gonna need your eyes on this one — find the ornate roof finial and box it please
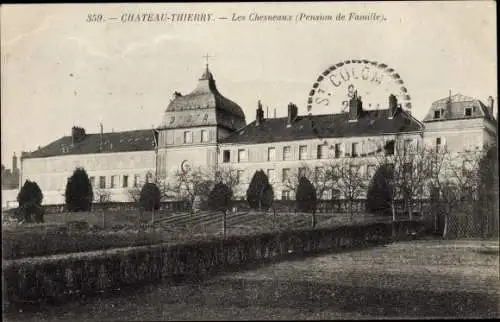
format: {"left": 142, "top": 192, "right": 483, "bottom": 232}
{"left": 200, "top": 53, "right": 214, "bottom": 80}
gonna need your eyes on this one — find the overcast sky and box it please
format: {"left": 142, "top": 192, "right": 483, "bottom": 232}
{"left": 1, "top": 2, "right": 497, "bottom": 167}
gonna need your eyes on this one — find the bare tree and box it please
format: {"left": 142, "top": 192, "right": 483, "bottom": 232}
{"left": 170, "top": 166, "right": 213, "bottom": 213}
{"left": 337, "top": 158, "right": 368, "bottom": 218}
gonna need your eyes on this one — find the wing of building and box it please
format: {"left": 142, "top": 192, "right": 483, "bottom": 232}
{"left": 19, "top": 65, "right": 497, "bottom": 205}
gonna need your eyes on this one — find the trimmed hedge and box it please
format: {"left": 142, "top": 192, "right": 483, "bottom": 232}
{"left": 2, "top": 220, "right": 428, "bottom": 309}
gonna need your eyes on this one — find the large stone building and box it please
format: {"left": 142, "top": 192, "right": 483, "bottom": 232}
{"left": 17, "top": 65, "right": 497, "bottom": 206}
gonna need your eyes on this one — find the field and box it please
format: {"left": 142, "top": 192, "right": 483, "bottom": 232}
{"left": 5, "top": 239, "right": 498, "bottom": 320}
{"left": 2, "top": 210, "right": 393, "bottom": 259}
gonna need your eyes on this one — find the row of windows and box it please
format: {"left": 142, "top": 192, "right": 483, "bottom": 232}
{"left": 222, "top": 141, "right": 400, "bottom": 164}
{"left": 234, "top": 165, "right": 381, "bottom": 185}
{"left": 433, "top": 106, "right": 476, "bottom": 119}
{"left": 88, "top": 174, "right": 143, "bottom": 189}
{"left": 183, "top": 130, "right": 210, "bottom": 144}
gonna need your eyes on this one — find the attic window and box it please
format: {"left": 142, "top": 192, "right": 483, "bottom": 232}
{"left": 465, "top": 107, "right": 472, "bottom": 117}
{"left": 434, "top": 110, "right": 441, "bottom": 119}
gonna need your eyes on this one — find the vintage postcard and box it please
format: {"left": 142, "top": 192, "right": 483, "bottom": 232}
{"left": 2, "top": 2, "right": 498, "bottom": 320}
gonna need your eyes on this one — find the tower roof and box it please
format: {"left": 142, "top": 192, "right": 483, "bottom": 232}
{"left": 165, "top": 66, "right": 245, "bottom": 119}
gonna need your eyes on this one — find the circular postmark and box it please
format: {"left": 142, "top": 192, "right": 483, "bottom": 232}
{"left": 307, "top": 59, "right": 412, "bottom": 115}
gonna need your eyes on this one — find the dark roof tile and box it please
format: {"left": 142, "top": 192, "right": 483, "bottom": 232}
{"left": 221, "top": 109, "right": 423, "bottom": 145}
{"left": 22, "top": 129, "right": 156, "bottom": 159}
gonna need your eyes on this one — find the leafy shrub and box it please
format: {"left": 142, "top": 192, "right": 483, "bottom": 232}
{"left": 366, "top": 163, "right": 394, "bottom": 215}
{"left": 65, "top": 167, "right": 93, "bottom": 212}
{"left": 295, "top": 176, "right": 317, "bottom": 213}
{"left": 261, "top": 183, "right": 274, "bottom": 211}
{"left": 209, "top": 182, "right": 233, "bottom": 213}
{"left": 246, "top": 170, "right": 270, "bottom": 210}
{"left": 139, "top": 182, "right": 161, "bottom": 211}
{"left": 17, "top": 180, "right": 44, "bottom": 223}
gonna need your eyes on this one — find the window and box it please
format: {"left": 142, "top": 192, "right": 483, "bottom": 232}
{"left": 404, "top": 139, "right": 413, "bottom": 152}
{"left": 434, "top": 110, "right": 441, "bottom": 119}
{"left": 134, "top": 174, "right": 140, "bottom": 188}
{"left": 299, "top": 145, "right": 308, "bottom": 160}
{"left": 351, "top": 142, "right": 359, "bottom": 157}
{"left": 298, "top": 167, "right": 307, "bottom": 178}
{"left": 238, "top": 149, "right": 247, "bottom": 163}
{"left": 283, "top": 146, "right": 292, "bottom": 161}
{"left": 201, "top": 130, "right": 209, "bottom": 142}
{"left": 110, "top": 175, "right": 116, "bottom": 188}
{"left": 282, "top": 168, "right": 290, "bottom": 182}
{"left": 334, "top": 143, "right": 342, "bottom": 158}
{"left": 223, "top": 150, "right": 230, "bottom": 163}
{"left": 385, "top": 140, "right": 395, "bottom": 156}
{"left": 317, "top": 144, "right": 327, "bottom": 159}
{"left": 267, "top": 147, "right": 276, "bottom": 161}
{"left": 314, "top": 166, "right": 324, "bottom": 180}
{"left": 122, "top": 175, "right": 129, "bottom": 188}
{"left": 267, "top": 169, "right": 275, "bottom": 182}
{"left": 237, "top": 170, "right": 244, "bottom": 184}
{"left": 183, "top": 131, "right": 192, "bottom": 144}
{"left": 90, "top": 176, "right": 95, "bottom": 187}
{"left": 367, "top": 165, "right": 376, "bottom": 178}
{"left": 281, "top": 190, "right": 290, "bottom": 201}
{"left": 99, "top": 176, "right": 106, "bottom": 189}
{"left": 436, "top": 137, "right": 442, "bottom": 152}
{"left": 465, "top": 107, "right": 472, "bottom": 117}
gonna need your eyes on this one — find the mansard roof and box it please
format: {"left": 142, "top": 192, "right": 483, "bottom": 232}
{"left": 422, "top": 93, "right": 494, "bottom": 122}
{"left": 164, "top": 66, "right": 246, "bottom": 128}
{"left": 221, "top": 108, "right": 423, "bottom": 145}
{"left": 21, "top": 129, "right": 157, "bottom": 159}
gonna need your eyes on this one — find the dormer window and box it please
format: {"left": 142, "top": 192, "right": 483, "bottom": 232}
{"left": 434, "top": 110, "right": 441, "bottom": 119}
{"left": 465, "top": 107, "right": 472, "bottom": 117}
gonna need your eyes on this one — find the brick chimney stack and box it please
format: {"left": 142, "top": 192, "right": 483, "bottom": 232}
{"left": 12, "top": 153, "right": 18, "bottom": 172}
{"left": 287, "top": 103, "right": 298, "bottom": 127}
{"left": 255, "top": 100, "right": 264, "bottom": 126}
{"left": 487, "top": 96, "right": 494, "bottom": 118}
{"left": 348, "top": 91, "right": 363, "bottom": 122}
{"left": 388, "top": 94, "right": 398, "bottom": 119}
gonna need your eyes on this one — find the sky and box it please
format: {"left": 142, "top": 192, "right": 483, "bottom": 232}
{"left": 1, "top": 2, "right": 497, "bottom": 167}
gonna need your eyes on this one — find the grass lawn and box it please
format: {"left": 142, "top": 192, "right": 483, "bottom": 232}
{"left": 5, "top": 239, "right": 498, "bottom": 321}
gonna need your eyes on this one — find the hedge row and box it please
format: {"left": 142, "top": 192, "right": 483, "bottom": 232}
{"left": 2, "top": 226, "right": 163, "bottom": 260}
{"left": 2, "top": 220, "right": 428, "bottom": 309}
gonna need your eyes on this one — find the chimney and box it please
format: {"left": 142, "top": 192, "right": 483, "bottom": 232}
{"left": 255, "top": 100, "right": 264, "bottom": 126}
{"left": 287, "top": 103, "right": 298, "bottom": 127}
{"left": 12, "top": 153, "right": 17, "bottom": 171}
{"left": 71, "top": 126, "right": 86, "bottom": 145}
{"left": 487, "top": 96, "right": 494, "bottom": 117}
{"left": 99, "top": 123, "right": 103, "bottom": 152}
{"left": 388, "top": 94, "right": 398, "bottom": 118}
{"left": 274, "top": 108, "right": 276, "bottom": 118}
{"left": 348, "top": 91, "right": 363, "bottom": 122}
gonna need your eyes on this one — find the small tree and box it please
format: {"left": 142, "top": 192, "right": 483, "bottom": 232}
{"left": 295, "top": 176, "right": 317, "bottom": 228}
{"left": 65, "top": 167, "right": 93, "bottom": 212}
{"left": 246, "top": 170, "right": 270, "bottom": 210}
{"left": 17, "top": 180, "right": 44, "bottom": 222}
{"left": 139, "top": 182, "right": 161, "bottom": 212}
{"left": 261, "top": 183, "right": 274, "bottom": 211}
{"left": 208, "top": 182, "right": 233, "bottom": 238}
{"left": 366, "top": 163, "right": 394, "bottom": 216}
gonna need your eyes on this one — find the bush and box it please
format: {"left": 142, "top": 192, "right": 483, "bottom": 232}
{"left": 17, "top": 180, "right": 44, "bottom": 223}
{"left": 295, "top": 176, "right": 317, "bottom": 213}
{"left": 65, "top": 167, "right": 93, "bottom": 212}
{"left": 139, "top": 182, "right": 161, "bottom": 211}
{"left": 261, "top": 183, "right": 274, "bottom": 211}
{"left": 209, "top": 182, "right": 233, "bottom": 213}
{"left": 366, "top": 163, "right": 394, "bottom": 215}
{"left": 246, "top": 170, "right": 270, "bottom": 210}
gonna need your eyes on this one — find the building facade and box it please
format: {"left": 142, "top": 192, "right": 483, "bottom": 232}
{"left": 18, "top": 66, "right": 497, "bottom": 206}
